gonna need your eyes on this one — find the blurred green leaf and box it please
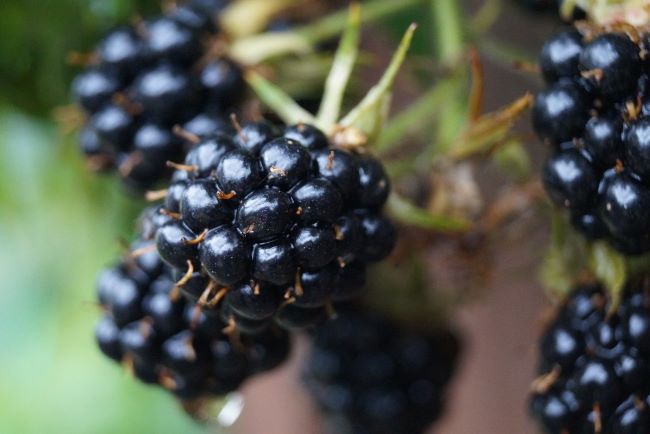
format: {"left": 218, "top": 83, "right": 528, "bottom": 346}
{"left": 376, "top": 72, "right": 461, "bottom": 154}
{"left": 446, "top": 93, "right": 533, "bottom": 160}
{"left": 0, "top": 110, "right": 202, "bottom": 434}
{"left": 492, "top": 139, "right": 532, "bottom": 182}
{"left": 589, "top": 241, "right": 627, "bottom": 312}
{"left": 0, "top": 0, "right": 155, "bottom": 115}
{"left": 386, "top": 193, "right": 470, "bottom": 233}
{"left": 539, "top": 211, "right": 588, "bottom": 299}
{"left": 430, "top": 0, "right": 464, "bottom": 63}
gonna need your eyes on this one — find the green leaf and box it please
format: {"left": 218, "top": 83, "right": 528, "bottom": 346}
{"left": 446, "top": 93, "right": 533, "bottom": 160}
{"left": 469, "top": 0, "right": 503, "bottom": 34}
{"left": 386, "top": 193, "right": 470, "bottom": 233}
{"left": 245, "top": 71, "right": 318, "bottom": 126}
{"left": 317, "top": 4, "right": 361, "bottom": 130}
{"left": 492, "top": 138, "right": 532, "bottom": 182}
{"left": 340, "top": 23, "right": 417, "bottom": 144}
{"left": 589, "top": 241, "right": 627, "bottom": 312}
{"left": 539, "top": 211, "right": 588, "bottom": 299}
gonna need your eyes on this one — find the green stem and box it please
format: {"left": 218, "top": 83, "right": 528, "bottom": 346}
{"left": 297, "top": 0, "right": 424, "bottom": 44}
{"left": 430, "top": 0, "right": 464, "bottom": 63}
{"left": 387, "top": 193, "right": 470, "bottom": 233}
{"left": 427, "top": 72, "right": 467, "bottom": 160}
{"left": 230, "top": 0, "right": 424, "bottom": 66}
{"left": 317, "top": 4, "right": 361, "bottom": 130}
{"left": 245, "top": 72, "right": 318, "bottom": 126}
{"left": 340, "top": 23, "right": 417, "bottom": 142}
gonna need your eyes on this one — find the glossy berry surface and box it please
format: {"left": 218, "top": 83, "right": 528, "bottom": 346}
{"left": 303, "top": 308, "right": 461, "bottom": 434}
{"left": 534, "top": 30, "right": 650, "bottom": 255}
{"left": 71, "top": 1, "right": 245, "bottom": 190}
{"left": 530, "top": 283, "right": 650, "bottom": 434}
{"left": 532, "top": 80, "right": 590, "bottom": 145}
{"left": 154, "top": 123, "right": 396, "bottom": 330}
{"left": 94, "top": 234, "right": 291, "bottom": 404}
{"left": 540, "top": 30, "right": 583, "bottom": 84}
{"left": 579, "top": 34, "right": 641, "bottom": 101}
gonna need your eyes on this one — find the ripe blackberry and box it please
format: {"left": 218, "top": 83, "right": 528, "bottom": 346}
{"left": 534, "top": 29, "right": 650, "bottom": 254}
{"left": 71, "top": 0, "right": 245, "bottom": 190}
{"left": 303, "top": 308, "right": 461, "bottom": 434}
{"left": 154, "top": 122, "right": 396, "bottom": 331}
{"left": 95, "top": 237, "right": 291, "bottom": 408}
{"left": 530, "top": 282, "right": 650, "bottom": 433}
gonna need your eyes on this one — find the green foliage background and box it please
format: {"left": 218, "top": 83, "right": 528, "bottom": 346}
{"left": 0, "top": 1, "right": 205, "bottom": 433}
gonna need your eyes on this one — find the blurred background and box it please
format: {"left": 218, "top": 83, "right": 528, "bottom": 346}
{"left": 0, "top": 0, "right": 565, "bottom": 433}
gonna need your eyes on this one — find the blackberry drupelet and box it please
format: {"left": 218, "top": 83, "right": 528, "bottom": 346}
{"left": 302, "top": 308, "right": 461, "bottom": 434}
{"left": 95, "top": 234, "right": 291, "bottom": 407}
{"left": 154, "top": 122, "right": 396, "bottom": 331}
{"left": 534, "top": 29, "right": 650, "bottom": 254}
{"left": 530, "top": 283, "right": 650, "bottom": 433}
{"left": 71, "top": 0, "right": 245, "bottom": 190}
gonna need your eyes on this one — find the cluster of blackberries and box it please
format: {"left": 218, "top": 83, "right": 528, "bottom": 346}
{"left": 533, "top": 29, "right": 650, "bottom": 254}
{"left": 95, "top": 225, "right": 290, "bottom": 403}
{"left": 302, "top": 308, "right": 460, "bottom": 434}
{"left": 154, "top": 122, "right": 396, "bottom": 332}
{"left": 71, "top": 0, "right": 245, "bottom": 190}
{"left": 530, "top": 283, "right": 650, "bottom": 433}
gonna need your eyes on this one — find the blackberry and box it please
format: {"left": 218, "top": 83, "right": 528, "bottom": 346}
{"left": 534, "top": 29, "right": 650, "bottom": 254}
{"left": 303, "top": 308, "right": 460, "bottom": 434}
{"left": 154, "top": 123, "right": 396, "bottom": 331}
{"left": 539, "top": 30, "right": 584, "bottom": 84}
{"left": 530, "top": 283, "right": 650, "bottom": 433}
{"left": 71, "top": 0, "right": 245, "bottom": 190}
{"left": 95, "top": 236, "right": 291, "bottom": 409}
